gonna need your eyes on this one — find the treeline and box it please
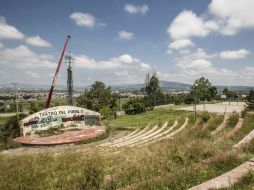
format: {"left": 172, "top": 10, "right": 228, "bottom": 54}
{"left": 76, "top": 74, "right": 254, "bottom": 116}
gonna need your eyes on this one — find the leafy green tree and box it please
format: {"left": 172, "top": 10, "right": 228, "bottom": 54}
{"left": 0, "top": 113, "right": 27, "bottom": 150}
{"left": 77, "top": 81, "right": 117, "bottom": 113}
{"left": 29, "top": 102, "right": 40, "bottom": 114}
{"left": 190, "top": 77, "right": 217, "bottom": 101}
{"left": 246, "top": 90, "right": 254, "bottom": 110}
{"left": 223, "top": 87, "right": 235, "bottom": 99}
{"left": 122, "top": 97, "right": 146, "bottom": 115}
{"left": 144, "top": 72, "right": 161, "bottom": 110}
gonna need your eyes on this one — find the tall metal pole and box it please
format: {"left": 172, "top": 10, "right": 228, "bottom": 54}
{"left": 118, "top": 93, "right": 121, "bottom": 111}
{"left": 194, "top": 83, "right": 198, "bottom": 120}
{"left": 11, "top": 83, "right": 19, "bottom": 120}
{"left": 65, "top": 51, "right": 74, "bottom": 105}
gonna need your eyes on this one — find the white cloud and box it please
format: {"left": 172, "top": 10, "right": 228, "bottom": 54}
{"left": 75, "top": 53, "right": 151, "bottom": 72}
{"left": 118, "top": 31, "right": 135, "bottom": 40}
{"left": 115, "top": 70, "right": 128, "bottom": 76}
{"left": 75, "top": 55, "right": 122, "bottom": 70}
{"left": 219, "top": 49, "right": 250, "bottom": 59}
{"left": 139, "top": 62, "right": 151, "bottom": 71}
{"left": 124, "top": 4, "right": 149, "bottom": 15}
{"left": 168, "top": 39, "right": 194, "bottom": 50}
{"left": 178, "top": 59, "right": 212, "bottom": 69}
{"left": 209, "top": 0, "right": 254, "bottom": 35}
{"left": 0, "top": 42, "right": 3, "bottom": 48}
{"left": 163, "top": 48, "right": 237, "bottom": 84}
{"left": 118, "top": 54, "right": 134, "bottom": 63}
{"left": 73, "top": 53, "right": 151, "bottom": 84}
{"left": 25, "top": 35, "right": 51, "bottom": 47}
{"left": 70, "top": 12, "right": 96, "bottom": 28}
{"left": 0, "top": 16, "right": 24, "bottom": 40}
{"left": 179, "top": 49, "right": 191, "bottom": 55}
{"left": 0, "top": 45, "right": 56, "bottom": 69}
{"left": 167, "top": 10, "right": 219, "bottom": 40}
{"left": 26, "top": 70, "right": 40, "bottom": 79}
{"left": 239, "top": 67, "right": 254, "bottom": 81}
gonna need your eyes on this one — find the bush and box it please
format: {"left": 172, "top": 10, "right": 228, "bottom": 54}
{"left": 199, "top": 111, "right": 211, "bottom": 124}
{"left": 99, "top": 106, "right": 114, "bottom": 118}
{"left": 241, "top": 108, "right": 249, "bottom": 118}
{"left": 122, "top": 97, "right": 146, "bottom": 115}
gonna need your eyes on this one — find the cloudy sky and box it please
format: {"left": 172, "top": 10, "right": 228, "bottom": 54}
{"left": 0, "top": 0, "right": 254, "bottom": 86}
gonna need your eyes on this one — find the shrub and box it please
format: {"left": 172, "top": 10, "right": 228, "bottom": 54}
{"left": 99, "top": 106, "right": 113, "bottom": 118}
{"left": 241, "top": 108, "right": 249, "bottom": 118}
{"left": 199, "top": 111, "right": 211, "bottom": 125}
{"left": 122, "top": 97, "right": 146, "bottom": 115}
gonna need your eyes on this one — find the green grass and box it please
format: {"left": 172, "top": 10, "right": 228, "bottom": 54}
{"left": 229, "top": 113, "right": 254, "bottom": 144}
{"left": 0, "top": 107, "right": 254, "bottom": 189}
{"left": 102, "top": 105, "right": 190, "bottom": 129}
{"left": 218, "top": 113, "right": 239, "bottom": 137}
{"left": 206, "top": 114, "right": 224, "bottom": 131}
{"left": 0, "top": 116, "right": 9, "bottom": 125}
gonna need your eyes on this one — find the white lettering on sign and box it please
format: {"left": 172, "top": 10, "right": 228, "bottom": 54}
{"left": 20, "top": 106, "right": 101, "bottom": 136}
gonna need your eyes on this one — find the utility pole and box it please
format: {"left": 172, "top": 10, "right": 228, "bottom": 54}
{"left": 65, "top": 51, "right": 74, "bottom": 106}
{"left": 118, "top": 92, "right": 121, "bottom": 111}
{"left": 194, "top": 83, "right": 198, "bottom": 120}
{"left": 11, "top": 83, "right": 19, "bottom": 120}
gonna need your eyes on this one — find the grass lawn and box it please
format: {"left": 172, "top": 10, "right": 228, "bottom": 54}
{"left": 0, "top": 106, "right": 254, "bottom": 189}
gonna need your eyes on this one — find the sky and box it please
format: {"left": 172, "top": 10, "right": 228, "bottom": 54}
{"left": 0, "top": 0, "right": 254, "bottom": 86}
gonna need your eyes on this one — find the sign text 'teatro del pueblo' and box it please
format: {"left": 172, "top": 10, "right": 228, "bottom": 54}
{"left": 20, "top": 106, "right": 101, "bottom": 136}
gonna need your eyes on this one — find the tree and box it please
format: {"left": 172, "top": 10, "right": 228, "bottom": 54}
{"left": 76, "top": 81, "right": 117, "bottom": 113}
{"left": 144, "top": 72, "right": 161, "bottom": 110}
{"left": 246, "top": 90, "right": 254, "bottom": 110}
{"left": 223, "top": 87, "right": 235, "bottom": 99}
{"left": 29, "top": 102, "right": 40, "bottom": 114}
{"left": 122, "top": 97, "right": 146, "bottom": 115}
{"left": 0, "top": 113, "right": 27, "bottom": 150}
{"left": 190, "top": 77, "right": 217, "bottom": 101}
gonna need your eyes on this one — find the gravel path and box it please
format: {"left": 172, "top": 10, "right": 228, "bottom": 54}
{"left": 0, "top": 130, "right": 129, "bottom": 156}
{"left": 177, "top": 102, "right": 245, "bottom": 113}
{"left": 188, "top": 158, "right": 254, "bottom": 190}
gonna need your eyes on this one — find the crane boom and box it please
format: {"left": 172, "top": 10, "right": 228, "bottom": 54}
{"left": 45, "top": 35, "right": 71, "bottom": 108}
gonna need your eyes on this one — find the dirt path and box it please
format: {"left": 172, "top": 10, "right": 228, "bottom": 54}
{"left": 188, "top": 158, "right": 254, "bottom": 190}
{"left": 0, "top": 130, "right": 129, "bottom": 156}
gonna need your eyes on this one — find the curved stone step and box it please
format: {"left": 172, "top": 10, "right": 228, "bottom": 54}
{"left": 111, "top": 124, "right": 159, "bottom": 148}
{"left": 225, "top": 118, "right": 244, "bottom": 139}
{"left": 130, "top": 120, "right": 178, "bottom": 147}
{"left": 98, "top": 128, "right": 140, "bottom": 147}
{"left": 188, "top": 158, "right": 254, "bottom": 190}
{"left": 138, "top": 117, "right": 188, "bottom": 147}
{"left": 211, "top": 114, "right": 229, "bottom": 135}
{"left": 234, "top": 127, "right": 254, "bottom": 149}
{"left": 125, "top": 121, "right": 169, "bottom": 147}
{"left": 98, "top": 124, "right": 150, "bottom": 147}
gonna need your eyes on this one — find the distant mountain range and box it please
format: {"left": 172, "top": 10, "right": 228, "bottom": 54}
{"left": 111, "top": 80, "right": 191, "bottom": 90}
{"left": 0, "top": 81, "right": 253, "bottom": 92}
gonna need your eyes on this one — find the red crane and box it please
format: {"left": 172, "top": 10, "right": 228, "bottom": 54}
{"left": 45, "top": 35, "right": 71, "bottom": 109}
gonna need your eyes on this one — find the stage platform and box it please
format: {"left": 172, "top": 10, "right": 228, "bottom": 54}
{"left": 14, "top": 126, "right": 106, "bottom": 145}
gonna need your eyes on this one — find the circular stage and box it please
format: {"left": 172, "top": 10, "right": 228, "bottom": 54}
{"left": 14, "top": 126, "right": 106, "bottom": 145}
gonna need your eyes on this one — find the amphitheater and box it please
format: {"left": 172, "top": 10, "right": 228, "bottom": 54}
{"left": 1, "top": 102, "right": 254, "bottom": 189}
